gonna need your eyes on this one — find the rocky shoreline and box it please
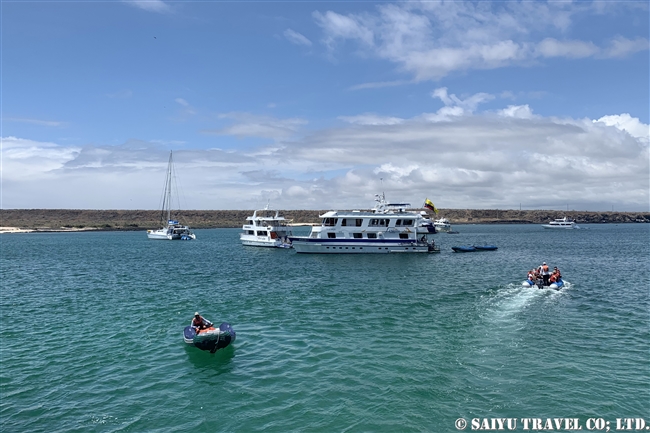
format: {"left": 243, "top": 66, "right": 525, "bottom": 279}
{"left": 1, "top": 209, "right": 648, "bottom": 233}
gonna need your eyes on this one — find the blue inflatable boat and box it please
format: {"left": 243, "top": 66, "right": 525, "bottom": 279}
{"left": 522, "top": 278, "right": 564, "bottom": 290}
{"left": 184, "top": 322, "right": 236, "bottom": 353}
{"left": 473, "top": 245, "right": 498, "bottom": 251}
{"left": 452, "top": 245, "right": 476, "bottom": 252}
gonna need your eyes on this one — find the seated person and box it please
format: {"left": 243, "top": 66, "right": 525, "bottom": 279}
{"left": 191, "top": 312, "right": 212, "bottom": 333}
{"left": 527, "top": 271, "right": 535, "bottom": 282}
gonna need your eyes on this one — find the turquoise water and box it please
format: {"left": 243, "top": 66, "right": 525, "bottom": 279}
{"left": 1, "top": 224, "right": 648, "bottom": 432}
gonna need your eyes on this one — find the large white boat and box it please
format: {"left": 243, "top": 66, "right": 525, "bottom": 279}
{"left": 240, "top": 205, "right": 293, "bottom": 248}
{"left": 288, "top": 193, "right": 439, "bottom": 254}
{"left": 541, "top": 217, "right": 580, "bottom": 229}
{"left": 147, "top": 151, "right": 196, "bottom": 240}
{"left": 433, "top": 217, "right": 452, "bottom": 232}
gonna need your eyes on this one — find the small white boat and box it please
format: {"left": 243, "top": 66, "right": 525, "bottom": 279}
{"left": 147, "top": 220, "right": 196, "bottom": 240}
{"left": 542, "top": 217, "right": 579, "bottom": 229}
{"left": 147, "top": 151, "right": 196, "bottom": 240}
{"left": 288, "top": 193, "right": 439, "bottom": 254}
{"left": 433, "top": 217, "right": 452, "bottom": 232}
{"left": 240, "top": 204, "right": 293, "bottom": 248}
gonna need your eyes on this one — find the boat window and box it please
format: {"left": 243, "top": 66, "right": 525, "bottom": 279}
{"left": 327, "top": 232, "right": 336, "bottom": 238}
{"left": 248, "top": 230, "right": 255, "bottom": 235}
{"left": 353, "top": 233, "right": 362, "bottom": 238}
{"left": 341, "top": 219, "right": 347, "bottom": 226}
{"left": 323, "top": 218, "right": 338, "bottom": 227}
{"left": 369, "top": 219, "right": 388, "bottom": 227}
{"left": 355, "top": 219, "right": 363, "bottom": 227}
{"left": 396, "top": 219, "right": 402, "bottom": 226}
{"left": 367, "top": 233, "right": 377, "bottom": 239}
{"left": 403, "top": 219, "right": 413, "bottom": 226}
{"left": 399, "top": 233, "right": 409, "bottom": 239}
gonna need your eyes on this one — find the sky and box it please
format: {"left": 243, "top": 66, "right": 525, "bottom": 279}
{"left": 1, "top": 0, "right": 649, "bottom": 212}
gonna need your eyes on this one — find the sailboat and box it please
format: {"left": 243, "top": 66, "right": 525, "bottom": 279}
{"left": 146, "top": 151, "right": 196, "bottom": 240}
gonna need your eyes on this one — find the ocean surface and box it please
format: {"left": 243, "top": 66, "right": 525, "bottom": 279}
{"left": 1, "top": 224, "right": 648, "bottom": 432}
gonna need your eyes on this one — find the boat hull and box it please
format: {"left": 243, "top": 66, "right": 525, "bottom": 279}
{"left": 522, "top": 279, "right": 564, "bottom": 290}
{"left": 147, "top": 230, "right": 172, "bottom": 240}
{"left": 541, "top": 225, "right": 579, "bottom": 229}
{"left": 184, "top": 322, "right": 236, "bottom": 353}
{"left": 473, "top": 245, "right": 498, "bottom": 251}
{"left": 147, "top": 225, "right": 195, "bottom": 240}
{"left": 290, "top": 238, "right": 436, "bottom": 254}
{"left": 452, "top": 246, "right": 476, "bottom": 252}
{"left": 240, "top": 237, "right": 291, "bottom": 248}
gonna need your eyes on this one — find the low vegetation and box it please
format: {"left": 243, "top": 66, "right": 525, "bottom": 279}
{"left": 1, "top": 208, "right": 648, "bottom": 231}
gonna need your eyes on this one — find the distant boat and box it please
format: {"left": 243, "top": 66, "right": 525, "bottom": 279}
{"left": 146, "top": 151, "right": 196, "bottom": 240}
{"left": 542, "top": 217, "right": 579, "bottom": 229}
{"left": 240, "top": 203, "right": 293, "bottom": 248}
{"left": 433, "top": 217, "right": 452, "bottom": 232}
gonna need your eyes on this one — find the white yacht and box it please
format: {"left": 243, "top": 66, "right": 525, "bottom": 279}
{"left": 288, "top": 193, "right": 439, "bottom": 254}
{"left": 542, "top": 217, "right": 580, "bottom": 229}
{"left": 240, "top": 206, "right": 293, "bottom": 248}
{"left": 147, "top": 151, "right": 196, "bottom": 240}
{"left": 433, "top": 217, "right": 452, "bottom": 232}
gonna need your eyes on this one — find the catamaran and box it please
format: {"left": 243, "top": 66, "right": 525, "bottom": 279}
{"left": 146, "top": 151, "right": 196, "bottom": 240}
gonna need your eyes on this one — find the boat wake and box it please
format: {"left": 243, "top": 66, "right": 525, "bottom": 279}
{"left": 480, "top": 281, "right": 571, "bottom": 325}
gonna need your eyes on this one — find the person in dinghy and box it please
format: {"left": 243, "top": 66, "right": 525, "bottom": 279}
{"left": 523, "top": 264, "right": 564, "bottom": 289}
{"left": 191, "top": 312, "right": 213, "bottom": 333}
{"left": 184, "top": 312, "right": 236, "bottom": 353}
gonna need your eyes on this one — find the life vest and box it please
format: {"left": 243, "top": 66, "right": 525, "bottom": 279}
{"left": 550, "top": 274, "right": 557, "bottom": 283}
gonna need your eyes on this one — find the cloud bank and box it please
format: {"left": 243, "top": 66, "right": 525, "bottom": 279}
{"left": 3, "top": 93, "right": 648, "bottom": 211}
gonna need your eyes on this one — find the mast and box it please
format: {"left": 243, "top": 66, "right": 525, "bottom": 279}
{"left": 166, "top": 151, "right": 173, "bottom": 222}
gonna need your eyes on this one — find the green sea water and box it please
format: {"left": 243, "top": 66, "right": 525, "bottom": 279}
{"left": 1, "top": 224, "right": 648, "bottom": 432}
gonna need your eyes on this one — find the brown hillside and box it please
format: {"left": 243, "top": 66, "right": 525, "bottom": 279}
{"left": 1, "top": 209, "right": 648, "bottom": 231}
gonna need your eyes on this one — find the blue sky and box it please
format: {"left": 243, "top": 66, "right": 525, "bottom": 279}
{"left": 2, "top": 0, "right": 648, "bottom": 211}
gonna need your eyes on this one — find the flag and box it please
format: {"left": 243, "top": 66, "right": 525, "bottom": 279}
{"left": 424, "top": 198, "right": 438, "bottom": 214}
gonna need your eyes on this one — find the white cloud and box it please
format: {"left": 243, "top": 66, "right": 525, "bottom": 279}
{"left": 172, "top": 98, "right": 196, "bottom": 117}
{"left": 313, "top": 10, "right": 374, "bottom": 51}
{"left": 311, "top": 2, "right": 648, "bottom": 80}
{"left": 418, "top": 88, "right": 496, "bottom": 122}
{"left": 123, "top": 0, "right": 171, "bottom": 13}
{"left": 202, "top": 113, "right": 308, "bottom": 140}
{"left": 3, "top": 101, "right": 646, "bottom": 211}
{"left": 338, "top": 113, "right": 404, "bottom": 125}
{"left": 284, "top": 29, "right": 312, "bottom": 47}
{"left": 348, "top": 80, "right": 409, "bottom": 90}
{"left": 536, "top": 38, "right": 599, "bottom": 59}
{"left": 602, "top": 36, "right": 649, "bottom": 58}
{"left": 4, "top": 117, "right": 65, "bottom": 127}
{"left": 498, "top": 105, "right": 534, "bottom": 119}
{"left": 594, "top": 114, "right": 649, "bottom": 143}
